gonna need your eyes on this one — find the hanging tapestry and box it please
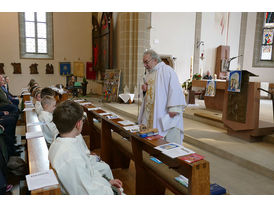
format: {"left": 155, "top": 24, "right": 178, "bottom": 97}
{"left": 99, "top": 12, "right": 113, "bottom": 80}
{"left": 102, "top": 69, "right": 120, "bottom": 102}
{"left": 46, "top": 64, "right": 54, "bottom": 74}
{"left": 60, "top": 62, "right": 71, "bottom": 76}
{"left": 86, "top": 62, "right": 96, "bottom": 80}
{"left": 92, "top": 16, "right": 100, "bottom": 73}
{"left": 205, "top": 80, "right": 216, "bottom": 97}
{"left": 228, "top": 71, "right": 242, "bottom": 93}
{"left": 0, "top": 63, "right": 5, "bottom": 74}
{"left": 73, "top": 61, "right": 85, "bottom": 77}
{"left": 11, "top": 63, "right": 21, "bottom": 74}
{"left": 30, "top": 63, "right": 39, "bottom": 74}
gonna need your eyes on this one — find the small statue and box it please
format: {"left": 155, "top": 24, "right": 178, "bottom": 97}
{"left": 46, "top": 63, "right": 54, "bottom": 74}
{"left": 11, "top": 63, "right": 22, "bottom": 74}
{"left": 203, "top": 70, "right": 212, "bottom": 80}
{"left": 0, "top": 63, "right": 5, "bottom": 74}
{"left": 30, "top": 63, "right": 39, "bottom": 74}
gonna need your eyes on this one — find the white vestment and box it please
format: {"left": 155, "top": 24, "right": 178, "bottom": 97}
{"left": 138, "top": 62, "right": 186, "bottom": 144}
{"left": 38, "top": 111, "right": 59, "bottom": 144}
{"left": 49, "top": 137, "right": 114, "bottom": 195}
{"left": 35, "top": 101, "right": 43, "bottom": 115}
{"left": 76, "top": 134, "right": 114, "bottom": 179}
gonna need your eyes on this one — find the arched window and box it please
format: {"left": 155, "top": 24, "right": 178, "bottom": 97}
{"left": 253, "top": 12, "right": 274, "bottom": 67}
{"left": 19, "top": 12, "right": 53, "bottom": 59}
{"left": 260, "top": 12, "right": 274, "bottom": 61}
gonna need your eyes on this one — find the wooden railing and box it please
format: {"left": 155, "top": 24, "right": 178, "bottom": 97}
{"left": 24, "top": 95, "right": 61, "bottom": 195}
{"left": 82, "top": 102, "right": 210, "bottom": 195}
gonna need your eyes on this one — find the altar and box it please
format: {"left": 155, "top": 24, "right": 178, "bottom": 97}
{"left": 192, "top": 79, "right": 226, "bottom": 111}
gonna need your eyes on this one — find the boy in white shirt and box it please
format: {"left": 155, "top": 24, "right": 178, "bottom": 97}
{"left": 38, "top": 95, "right": 59, "bottom": 146}
{"left": 33, "top": 88, "right": 43, "bottom": 115}
{"left": 48, "top": 100, "right": 123, "bottom": 195}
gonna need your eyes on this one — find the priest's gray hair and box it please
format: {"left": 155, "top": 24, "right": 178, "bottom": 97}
{"left": 144, "top": 49, "right": 162, "bottom": 63}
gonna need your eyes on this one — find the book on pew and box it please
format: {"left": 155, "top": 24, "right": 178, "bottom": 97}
{"left": 179, "top": 153, "right": 204, "bottom": 164}
{"left": 210, "top": 183, "right": 226, "bottom": 195}
{"left": 150, "top": 156, "right": 162, "bottom": 164}
{"left": 174, "top": 175, "right": 189, "bottom": 188}
{"left": 145, "top": 135, "right": 163, "bottom": 141}
{"left": 26, "top": 169, "right": 59, "bottom": 191}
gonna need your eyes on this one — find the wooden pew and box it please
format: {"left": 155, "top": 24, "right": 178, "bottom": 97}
{"left": 25, "top": 105, "right": 61, "bottom": 195}
{"left": 82, "top": 102, "right": 210, "bottom": 195}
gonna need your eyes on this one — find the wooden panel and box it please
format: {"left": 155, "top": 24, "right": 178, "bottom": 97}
{"left": 223, "top": 82, "right": 260, "bottom": 131}
{"left": 24, "top": 105, "right": 61, "bottom": 195}
{"left": 192, "top": 80, "right": 226, "bottom": 111}
{"left": 215, "top": 45, "right": 230, "bottom": 78}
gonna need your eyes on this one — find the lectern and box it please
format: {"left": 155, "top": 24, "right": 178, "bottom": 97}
{"left": 222, "top": 70, "right": 274, "bottom": 141}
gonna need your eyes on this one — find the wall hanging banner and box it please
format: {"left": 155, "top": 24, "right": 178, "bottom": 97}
{"left": 73, "top": 61, "right": 85, "bottom": 77}
{"left": 86, "top": 62, "right": 96, "bottom": 80}
{"left": 228, "top": 71, "right": 242, "bottom": 93}
{"left": 59, "top": 62, "right": 71, "bottom": 76}
{"left": 205, "top": 80, "right": 216, "bottom": 97}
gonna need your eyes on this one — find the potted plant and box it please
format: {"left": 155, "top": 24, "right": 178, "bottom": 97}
{"left": 182, "top": 73, "right": 202, "bottom": 104}
{"left": 82, "top": 77, "right": 88, "bottom": 96}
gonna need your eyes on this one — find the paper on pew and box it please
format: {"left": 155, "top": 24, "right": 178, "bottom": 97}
{"left": 79, "top": 102, "right": 92, "bottom": 106}
{"left": 162, "top": 147, "right": 195, "bottom": 159}
{"left": 23, "top": 107, "right": 35, "bottom": 111}
{"left": 155, "top": 143, "right": 195, "bottom": 159}
{"left": 88, "top": 107, "right": 101, "bottom": 111}
{"left": 26, "top": 169, "right": 59, "bottom": 191}
{"left": 74, "top": 99, "right": 85, "bottom": 103}
{"left": 99, "top": 112, "right": 111, "bottom": 116}
{"left": 24, "top": 100, "right": 33, "bottom": 104}
{"left": 106, "top": 115, "right": 120, "bottom": 120}
{"left": 27, "top": 121, "right": 46, "bottom": 127}
{"left": 22, "top": 92, "right": 31, "bottom": 95}
{"left": 26, "top": 131, "right": 44, "bottom": 139}
{"left": 24, "top": 102, "right": 34, "bottom": 106}
{"left": 22, "top": 88, "right": 28, "bottom": 92}
{"left": 118, "top": 120, "right": 135, "bottom": 126}
{"left": 123, "top": 125, "right": 140, "bottom": 132}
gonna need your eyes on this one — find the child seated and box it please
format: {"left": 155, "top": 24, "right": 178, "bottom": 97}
{"left": 38, "top": 96, "right": 58, "bottom": 146}
{"left": 48, "top": 100, "right": 123, "bottom": 195}
{"left": 33, "top": 88, "right": 43, "bottom": 115}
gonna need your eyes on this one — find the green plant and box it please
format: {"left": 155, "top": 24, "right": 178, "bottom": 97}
{"left": 193, "top": 73, "right": 202, "bottom": 80}
{"left": 182, "top": 79, "right": 192, "bottom": 90}
{"left": 83, "top": 77, "right": 87, "bottom": 83}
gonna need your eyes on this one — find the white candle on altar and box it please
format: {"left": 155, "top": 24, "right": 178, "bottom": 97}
{"left": 190, "top": 56, "right": 193, "bottom": 80}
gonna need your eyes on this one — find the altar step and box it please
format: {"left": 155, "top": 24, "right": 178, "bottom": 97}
{"left": 184, "top": 118, "right": 274, "bottom": 181}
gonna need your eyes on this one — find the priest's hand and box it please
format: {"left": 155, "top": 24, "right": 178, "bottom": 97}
{"left": 109, "top": 179, "right": 123, "bottom": 188}
{"left": 142, "top": 83, "right": 148, "bottom": 92}
{"left": 168, "top": 112, "right": 178, "bottom": 118}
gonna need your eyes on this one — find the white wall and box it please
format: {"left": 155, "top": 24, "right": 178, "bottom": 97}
{"left": 200, "top": 12, "right": 241, "bottom": 76}
{"left": 243, "top": 13, "right": 274, "bottom": 83}
{"left": 227, "top": 12, "right": 242, "bottom": 70}
{"left": 0, "top": 12, "right": 92, "bottom": 95}
{"left": 150, "top": 12, "right": 196, "bottom": 83}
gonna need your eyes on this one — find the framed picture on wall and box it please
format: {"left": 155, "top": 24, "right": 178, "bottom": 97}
{"left": 59, "top": 62, "right": 71, "bottom": 76}
{"left": 228, "top": 71, "right": 242, "bottom": 92}
{"left": 73, "top": 61, "right": 85, "bottom": 77}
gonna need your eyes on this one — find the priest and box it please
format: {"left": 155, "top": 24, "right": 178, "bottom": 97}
{"left": 138, "top": 49, "right": 186, "bottom": 145}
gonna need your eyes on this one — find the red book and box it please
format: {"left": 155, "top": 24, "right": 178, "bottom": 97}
{"left": 179, "top": 153, "right": 204, "bottom": 164}
{"left": 146, "top": 135, "right": 163, "bottom": 141}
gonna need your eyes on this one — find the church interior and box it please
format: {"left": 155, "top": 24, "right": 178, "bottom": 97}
{"left": 0, "top": 10, "right": 274, "bottom": 200}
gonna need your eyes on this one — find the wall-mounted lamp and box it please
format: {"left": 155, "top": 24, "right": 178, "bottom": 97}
{"left": 196, "top": 40, "right": 204, "bottom": 48}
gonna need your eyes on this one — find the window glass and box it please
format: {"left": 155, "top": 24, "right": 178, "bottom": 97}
{"left": 37, "top": 12, "right": 46, "bottom": 22}
{"left": 25, "top": 12, "right": 35, "bottom": 21}
{"left": 26, "top": 38, "right": 36, "bottom": 53}
{"left": 37, "top": 23, "right": 47, "bottom": 38}
{"left": 25, "top": 22, "right": 35, "bottom": 37}
{"left": 38, "top": 39, "right": 47, "bottom": 53}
